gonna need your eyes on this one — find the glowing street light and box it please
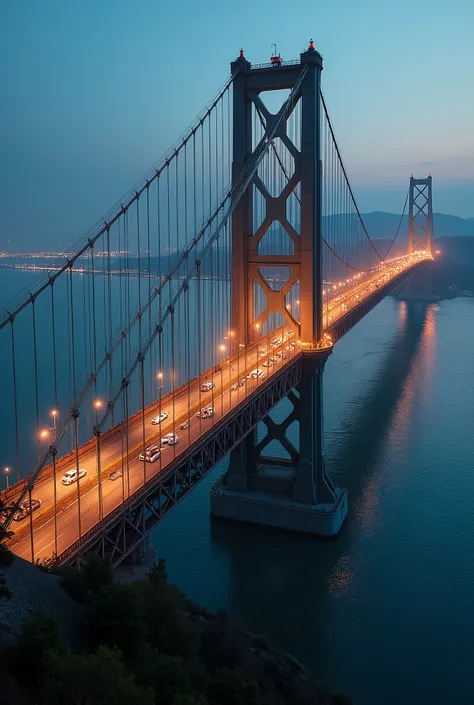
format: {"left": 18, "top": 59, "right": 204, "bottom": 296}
{"left": 94, "top": 399, "right": 103, "bottom": 410}
{"left": 39, "top": 429, "right": 49, "bottom": 440}
{"left": 51, "top": 409, "right": 58, "bottom": 432}
{"left": 4, "top": 466, "right": 10, "bottom": 490}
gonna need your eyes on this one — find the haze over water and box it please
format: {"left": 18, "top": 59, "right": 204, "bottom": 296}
{"left": 1, "top": 270, "right": 474, "bottom": 704}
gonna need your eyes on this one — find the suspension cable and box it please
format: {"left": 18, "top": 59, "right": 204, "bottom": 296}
{"left": 257, "top": 105, "right": 410, "bottom": 274}
{"left": 320, "top": 90, "right": 404, "bottom": 269}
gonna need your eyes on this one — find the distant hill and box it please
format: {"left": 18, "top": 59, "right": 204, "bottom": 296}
{"left": 361, "top": 211, "right": 474, "bottom": 240}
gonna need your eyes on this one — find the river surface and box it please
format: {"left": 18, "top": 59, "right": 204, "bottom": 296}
{"left": 2, "top": 269, "right": 474, "bottom": 705}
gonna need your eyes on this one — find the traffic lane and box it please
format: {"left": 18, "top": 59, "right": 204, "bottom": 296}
{"left": 14, "top": 345, "right": 291, "bottom": 560}
{"left": 11, "top": 338, "right": 295, "bottom": 560}
{"left": 8, "top": 339, "right": 261, "bottom": 521}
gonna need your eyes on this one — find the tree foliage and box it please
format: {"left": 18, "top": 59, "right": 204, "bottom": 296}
{"left": 2, "top": 554, "right": 347, "bottom": 705}
{"left": 59, "top": 555, "right": 113, "bottom": 603}
{"left": 146, "top": 556, "right": 168, "bottom": 586}
{"left": 207, "top": 667, "right": 261, "bottom": 705}
{"left": 139, "top": 580, "right": 200, "bottom": 662}
{"left": 87, "top": 581, "right": 146, "bottom": 664}
{"left": 39, "top": 646, "right": 154, "bottom": 705}
{"left": 7, "top": 609, "right": 61, "bottom": 692}
{"left": 150, "top": 653, "right": 194, "bottom": 705}
{"left": 0, "top": 498, "right": 15, "bottom": 567}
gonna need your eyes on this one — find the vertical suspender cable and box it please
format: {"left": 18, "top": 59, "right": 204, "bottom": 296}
{"left": 50, "top": 283, "right": 58, "bottom": 553}
{"left": 68, "top": 267, "right": 82, "bottom": 538}
{"left": 10, "top": 320, "right": 20, "bottom": 483}
{"left": 146, "top": 184, "right": 152, "bottom": 405}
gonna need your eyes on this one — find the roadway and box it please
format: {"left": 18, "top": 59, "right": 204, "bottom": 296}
{"left": 5, "top": 251, "right": 429, "bottom": 562}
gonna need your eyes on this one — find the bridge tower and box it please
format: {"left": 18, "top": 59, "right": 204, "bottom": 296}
{"left": 408, "top": 175, "right": 434, "bottom": 256}
{"left": 397, "top": 175, "right": 438, "bottom": 301}
{"left": 210, "top": 44, "right": 348, "bottom": 536}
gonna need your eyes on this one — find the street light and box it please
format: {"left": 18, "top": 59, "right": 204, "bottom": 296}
{"left": 219, "top": 345, "right": 226, "bottom": 410}
{"left": 255, "top": 323, "right": 261, "bottom": 378}
{"left": 4, "top": 467, "right": 10, "bottom": 490}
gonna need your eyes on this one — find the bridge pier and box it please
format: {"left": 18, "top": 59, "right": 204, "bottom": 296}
{"left": 210, "top": 350, "right": 347, "bottom": 536}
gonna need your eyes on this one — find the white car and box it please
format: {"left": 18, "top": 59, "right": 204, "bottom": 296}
{"left": 270, "top": 337, "right": 282, "bottom": 346}
{"left": 249, "top": 368, "right": 264, "bottom": 379}
{"left": 231, "top": 383, "right": 238, "bottom": 391}
{"left": 238, "top": 377, "right": 247, "bottom": 387}
{"left": 196, "top": 406, "right": 214, "bottom": 419}
{"left": 139, "top": 444, "right": 161, "bottom": 463}
{"left": 161, "top": 433, "right": 179, "bottom": 446}
{"left": 61, "top": 468, "right": 87, "bottom": 486}
{"left": 200, "top": 382, "right": 215, "bottom": 392}
{"left": 179, "top": 420, "right": 189, "bottom": 430}
{"left": 151, "top": 411, "right": 168, "bottom": 425}
{"left": 263, "top": 358, "right": 276, "bottom": 367}
{"left": 258, "top": 348, "right": 267, "bottom": 356}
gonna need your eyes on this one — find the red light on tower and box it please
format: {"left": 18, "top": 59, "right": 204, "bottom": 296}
{"left": 308, "top": 39, "right": 314, "bottom": 50}
{"left": 239, "top": 48, "right": 244, "bottom": 58}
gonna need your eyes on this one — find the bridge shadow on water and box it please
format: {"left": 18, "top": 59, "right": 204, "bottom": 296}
{"left": 209, "top": 300, "right": 433, "bottom": 678}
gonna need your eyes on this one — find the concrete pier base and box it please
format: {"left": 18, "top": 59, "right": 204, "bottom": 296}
{"left": 211, "top": 479, "right": 347, "bottom": 536}
{"left": 210, "top": 348, "right": 348, "bottom": 537}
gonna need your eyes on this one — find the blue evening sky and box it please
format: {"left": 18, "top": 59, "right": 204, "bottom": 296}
{"left": 0, "top": 0, "right": 473, "bottom": 251}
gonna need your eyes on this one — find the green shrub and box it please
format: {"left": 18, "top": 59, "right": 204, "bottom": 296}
{"left": 146, "top": 556, "right": 168, "bottom": 586}
{"left": 87, "top": 581, "right": 146, "bottom": 664}
{"left": 171, "top": 693, "right": 208, "bottom": 705}
{"left": 7, "top": 609, "right": 61, "bottom": 692}
{"left": 151, "top": 653, "right": 194, "bottom": 705}
{"left": 39, "top": 645, "right": 154, "bottom": 705}
{"left": 207, "top": 667, "right": 261, "bottom": 705}
{"left": 59, "top": 555, "right": 113, "bottom": 604}
{"left": 0, "top": 544, "right": 14, "bottom": 568}
{"left": 0, "top": 499, "right": 15, "bottom": 567}
{"left": 139, "top": 580, "right": 200, "bottom": 662}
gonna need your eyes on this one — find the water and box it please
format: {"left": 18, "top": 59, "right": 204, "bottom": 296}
{"left": 2, "top": 270, "right": 474, "bottom": 704}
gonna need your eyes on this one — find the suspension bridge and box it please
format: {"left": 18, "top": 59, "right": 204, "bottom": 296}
{"left": 0, "top": 42, "right": 434, "bottom": 567}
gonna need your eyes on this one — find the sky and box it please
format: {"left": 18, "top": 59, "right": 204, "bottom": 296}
{"left": 0, "top": 0, "right": 473, "bottom": 251}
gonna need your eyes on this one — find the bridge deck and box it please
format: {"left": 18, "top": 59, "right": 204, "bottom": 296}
{"left": 3, "top": 253, "right": 429, "bottom": 563}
